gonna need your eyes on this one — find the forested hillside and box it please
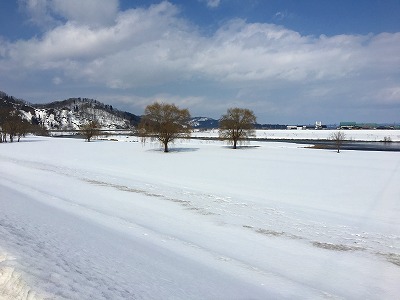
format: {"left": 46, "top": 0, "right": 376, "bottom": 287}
{"left": 0, "top": 92, "right": 140, "bottom": 131}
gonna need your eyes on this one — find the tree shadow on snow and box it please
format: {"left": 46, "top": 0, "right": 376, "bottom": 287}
{"left": 147, "top": 147, "right": 200, "bottom": 153}
{"left": 3, "top": 139, "right": 46, "bottom": 143}
{"left": 222, "top": 145, "right": 260, "bottom": 150}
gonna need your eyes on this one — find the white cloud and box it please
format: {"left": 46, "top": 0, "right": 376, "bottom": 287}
{"left": 18, "top": 0, "right": 119, "bottom": 27}
{"left": 52, "top": 76, "right": 62, "bottom": 85}
{"left": 3, "top": 2, "right": 400, "bottom": 122}
{"left": 18, "top": 0, "right": 57, "bottom": 28}
{"left": 274, "top": 11, "right": 288, "bottom": 21}
{"left": 52, "top": 0, "right": 119, "bottom": 26}
{"left": 206, "top": 0, "right": 221, "bottom": 8}
{"left": 373, "top": 86, "right": 400, "bottom": 105}
{"left": 199, "top": 0, "right": 221, "bottom": 9}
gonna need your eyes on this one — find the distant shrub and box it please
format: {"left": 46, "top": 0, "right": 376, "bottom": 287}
{"left": 330, "top": 131, "right": 346, "bottom": 153}
{"left": 383, "top": 136, "right": 392, "bottom": 143}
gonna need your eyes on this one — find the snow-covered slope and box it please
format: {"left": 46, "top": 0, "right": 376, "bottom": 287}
{"left": 189, "top": 117, "right": 219, "bottom": 129}
{"left": 1, "top": 93, "right": 139, "bottom": 130}
{"left": 32, "top": 98, "right": 142, "bottom": 130}
{"left": 0, "top": 136, "right": 399, "bottom": 299}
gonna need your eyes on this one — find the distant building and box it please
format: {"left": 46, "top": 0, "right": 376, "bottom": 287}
{"left": 287, "top": 125, "right": 307, "bottom": 130}
{"left": 340, "top": 122, "right": 379, "bottom": 130}
{"left": 339, "top": 122, "right": 356, "bottom": 129}
{"left": 286, "top": 123, "right": 326, "bottom": 130}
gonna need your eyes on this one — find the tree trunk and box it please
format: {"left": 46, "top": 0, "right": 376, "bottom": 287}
{"left": 233, "top": 139, "right": 237, "bottom": 149}
{"left": 164, "top": 141, "right": 169, "bottom": 152}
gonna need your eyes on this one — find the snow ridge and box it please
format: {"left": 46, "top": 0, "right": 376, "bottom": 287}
{"left": 0, "top": 253, "right": 43, "bottom": 300}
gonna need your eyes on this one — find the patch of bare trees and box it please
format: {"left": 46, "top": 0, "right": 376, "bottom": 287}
{"left": 0, "top": 109, "right": 31, "bottom": 143}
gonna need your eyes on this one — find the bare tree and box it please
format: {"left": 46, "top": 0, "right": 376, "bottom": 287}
{"left": 0, "top": 125, "right": 5, "bottom": 142}
{"left": 219, "top": 107, "right": 257, "bottom": 149}
{"left": 139, "top": 102, "right": 191, "bottom": 152}
{"left": 16, "top": 119, "right": 31, "bottom": 142}
{"left": 81, "top": 120, "right": 100, "bottom": 142}
{"left": 0, "top": 107, "right": 10, "bottom": 143}
{"left": 331, "top": 131, "right": 346, "bottom": 153}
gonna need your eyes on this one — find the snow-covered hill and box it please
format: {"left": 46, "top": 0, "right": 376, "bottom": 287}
{"left": 1, "top": 92, "right": 216, "bottom": 131}
{"left": 0, "top": 92, "right": 140, "bottom": 130}
{"left": 189, "top": 117, "right": 219, "bottom": 129}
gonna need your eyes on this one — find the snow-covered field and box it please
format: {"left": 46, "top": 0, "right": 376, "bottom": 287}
{"left": 193, "top": 129, "right": 400, "bottom": 142}
{"left": 1, "top": 136, "right": 399, "bottom": 299}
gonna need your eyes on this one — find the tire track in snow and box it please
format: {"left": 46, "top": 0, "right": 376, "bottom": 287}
{"left": 1, "top": 177, "right": 336, "bottom": 300}
{"left": 2, "top": 155, "right": 400, "bottom": 268}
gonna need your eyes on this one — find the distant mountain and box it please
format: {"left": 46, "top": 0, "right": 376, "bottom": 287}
{"left": 189, "top": 117, "right": 289, "bottom": 130}
{"left": 189, "top": 117, "right": 219, "bottom": 129}
{"left": 0, "top": 92, "right": 140, "bottom": 130}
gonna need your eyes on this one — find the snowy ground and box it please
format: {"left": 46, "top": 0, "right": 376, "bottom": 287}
{"left": 0, "top": 135, "right": 400, "bottom": 299}
{"left": 193, "top": 129, "right": 400, "bottom": 142}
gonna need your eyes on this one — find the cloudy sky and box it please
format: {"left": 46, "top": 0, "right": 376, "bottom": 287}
{"left": 1, "top": 0, "right": 399, "bottom": 124}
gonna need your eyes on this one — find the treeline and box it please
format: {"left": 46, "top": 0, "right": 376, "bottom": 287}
{"left": 0, "top": 100, "right": 48, "bottom": 143}
{"left": 1, "top": 109, "right": 29, "bottom": 142}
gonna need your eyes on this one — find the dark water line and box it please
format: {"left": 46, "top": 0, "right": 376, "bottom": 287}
{"left": 301, "top": 141, "right": 400, "bottom": 152}
{"left": 244, "top": 138, "right": 400, "bottom": 152}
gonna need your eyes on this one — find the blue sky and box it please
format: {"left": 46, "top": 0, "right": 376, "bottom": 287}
{"left": 1, "top": 0, "right": 399, "bottom": 124}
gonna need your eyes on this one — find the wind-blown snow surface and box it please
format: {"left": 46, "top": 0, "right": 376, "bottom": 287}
{"left": 0, "top": 136, "right": 399, "bottom": 299}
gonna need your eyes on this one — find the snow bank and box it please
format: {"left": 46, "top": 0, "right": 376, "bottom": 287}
{"left": 0, "top": 253, "right": 43, "bottom": 300}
